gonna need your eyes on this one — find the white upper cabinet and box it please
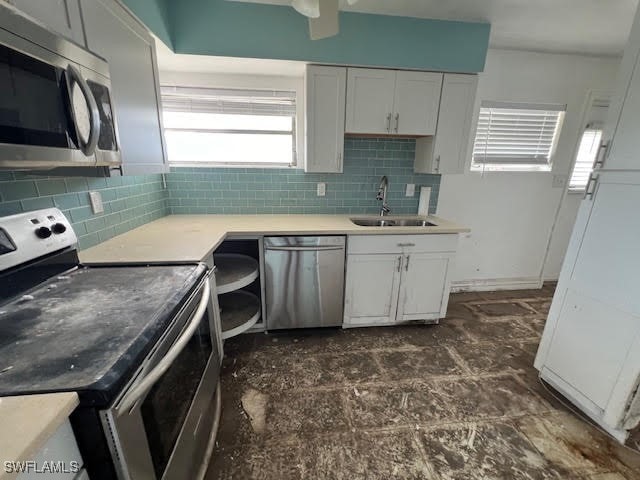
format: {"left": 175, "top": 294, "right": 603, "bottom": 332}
{"left": 305, "top": 65, "right": 346, "bottom": 173}
{"left": 392, "top": 71, "right": 442, "bottom": 136}
{"left": 6, "top": 0, "right": 85, "bottom": 45}
{"left": 80, "top": 0, "right": 168, "bottom": 175}
{"left": 346, "top": 68, "right": 444, "bottom": 136}
{"left": 415, "top": 73, "right": 478, "bottom": 174}
{"left": 345, "top": 68, "right": 396, "bottom": 135}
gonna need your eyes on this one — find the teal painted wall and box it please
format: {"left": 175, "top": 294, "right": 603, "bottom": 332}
{"left": 124, "top": 0, "right": 490, "bottom": 72}
{"left": 167, "top": 137, "right": 441, "bottom": 215}
{"left": 0, "top": 173, "right": 168, "bottom": 250}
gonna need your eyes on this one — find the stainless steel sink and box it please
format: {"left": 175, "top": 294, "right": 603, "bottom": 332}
{"left": 350, "top": 217, "right": 437, "bottom": 227}
{"left": 350, "top": 218, "right": 397, "bottom": 227}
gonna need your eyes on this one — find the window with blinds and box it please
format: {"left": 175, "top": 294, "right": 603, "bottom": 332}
{"left": 569, "top": 128, "right": 603, "bottom": 191}
{"left": 472, "top": 101, "right": 566, "bottom": 171}
{"left": 161, "top": 86, "right": 297, "bottom": 166}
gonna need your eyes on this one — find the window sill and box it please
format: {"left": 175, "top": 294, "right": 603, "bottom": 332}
{"left": 169, "top": 162, "right": 299, "bottom": 170}
{"left": 470, "top": 165, "right": 552, "bottom": 173}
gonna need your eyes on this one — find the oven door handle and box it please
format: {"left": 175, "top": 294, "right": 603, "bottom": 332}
{"left": 117, "top": 281, "right": 210, "bottom": 415}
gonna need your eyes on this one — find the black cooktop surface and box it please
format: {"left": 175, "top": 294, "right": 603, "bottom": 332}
{"left": 0, "top": 263, "right": 207, "bottom": 406}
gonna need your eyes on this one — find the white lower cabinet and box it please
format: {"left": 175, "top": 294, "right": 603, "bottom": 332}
{"left": 344, "top": 235, "right": 456, "bottom": 327}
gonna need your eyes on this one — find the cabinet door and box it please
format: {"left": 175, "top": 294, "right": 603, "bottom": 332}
{"left": 305, "top": 65, "right": 346, "bottom": 173}
{"left": 599, "top": 4, "right": 640, "bottom": 171}
{"left": 431, "top": 74, "right": 477, "bottom": 174}
{"left": 7, "top": 0, "right": 85, "bottom": 45}
{"left": 396, "top": 253, "right": 451, "bottom": 322}
{"left": 535, "top": 171, "right": 640, "bottom": 430}
{"left": 344, "top": 253, "right": 401, "bottom": 325}
{"left": 393, "top": 71, "right": 442, "bottom": 136}
{"left": 345, "top": 68, "right": 396, "bottom": 135}
{"left": 80, "top": 0, "right": 168, "bottom": 175}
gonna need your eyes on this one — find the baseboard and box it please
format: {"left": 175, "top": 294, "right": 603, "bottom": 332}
{"left": 451, "top": 277, "right": 543, "bottom": 292}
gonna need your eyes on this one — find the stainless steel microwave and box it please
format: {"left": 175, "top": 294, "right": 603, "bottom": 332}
{"left": 0, "top": 4, "right": 121, "bottom": 169}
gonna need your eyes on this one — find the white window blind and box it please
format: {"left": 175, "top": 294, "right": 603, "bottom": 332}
{"left": 161, "top": 86, "right": 297, "bottom": 166}
{"left": 472, "top": 101, "right": 565, "bottom": 168}
{"left": 569, "top": 128, "right": 603, "bottom": 191}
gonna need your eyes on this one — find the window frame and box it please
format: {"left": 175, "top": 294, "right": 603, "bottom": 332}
{"left": 159, "top": 72, "right": 305, "bottom": 169}
{"left": 470, "top": 101, "right": 566, "bottom": 173}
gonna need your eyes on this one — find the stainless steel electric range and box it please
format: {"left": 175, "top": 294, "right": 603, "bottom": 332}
{"left": 0, "top": 208, "right": 222, "bottom": 480}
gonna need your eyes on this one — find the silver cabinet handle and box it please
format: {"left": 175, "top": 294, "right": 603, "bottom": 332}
{"left": 593, "top": 141, "right": 609, "bottom": 170}
{"left": 396, "top": 255, "right": 402, "bottom": 272}
{"left": 386, "top": 113, "right": 392, "bottom": 133}
{"left": 117, "top": 281, "right": 210, "bottom": 414}
{"left": 337, "top": 151, "right": 342, "bottom": 169}
{"left": 394, "top": 113, "right": 399, "bottom": 133}
{"left": 435, "top": 155, "right": 441, "bottom": 173}
{"left": 584, "top": 172, "right": 598, "bottom": 200}
{"left": 66, "top": 64, "right": 100, "bottom": 156}
{"left": 405, "top": 254, "right": 410, "bottom": 271}
{"left": 265, "top": 245, "right": 344, "bottom": 251}
{"left": 397, "top": 242, "right": 415, "bottom": 247}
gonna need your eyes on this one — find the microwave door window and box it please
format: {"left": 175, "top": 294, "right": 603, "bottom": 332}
{"left": 87, "top": 80, "right": 117, "bottom": 151}
{"left": 0, "top": 44, "right": 74, "bottom": 148}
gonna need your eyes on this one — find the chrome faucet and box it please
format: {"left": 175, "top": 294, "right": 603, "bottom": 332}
{"left": 376, "top": 175, "right": 391, "bottom": 216}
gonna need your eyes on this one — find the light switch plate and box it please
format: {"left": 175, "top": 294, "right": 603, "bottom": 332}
{"left": 405, "top": 184, "right": 415, "bottom": 197}
{"left": 89, "top": 191, "right": 104, "bottom": 214}
{"left": 317, "top": 183, "right": 326, "bottom": 196}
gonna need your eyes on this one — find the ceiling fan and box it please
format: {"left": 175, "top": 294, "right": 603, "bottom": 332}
{"left": 291, "top": 0, "right": 359, "bottom": 40}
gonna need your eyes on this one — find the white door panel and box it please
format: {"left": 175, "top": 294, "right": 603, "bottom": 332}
{"left": 393, "top": 71, "right": 442, "bottom": 136}
{"left": 397, "top": 253, "right": 449, "bottom": 320}
{"left": 345, "top": 68, "right": 396, "bottom": 134}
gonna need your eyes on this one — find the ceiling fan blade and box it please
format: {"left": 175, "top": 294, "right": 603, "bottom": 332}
{"left": 309, "top": 0, "right": 339, "bottom": 40}
{"left": 292, "top": 0, "right": 320, "bottom": 18}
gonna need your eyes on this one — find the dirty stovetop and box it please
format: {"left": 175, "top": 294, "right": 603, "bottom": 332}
{"left": 0, "top": 263, "right": 207, "bottom": 407}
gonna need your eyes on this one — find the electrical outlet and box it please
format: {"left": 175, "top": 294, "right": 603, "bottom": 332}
{"left": 405, "top": 183, "right": 415, "bottom": 197}
{"left": 552, "top": 175, "right": 567, "bottom": 188}
{"left": 89, "top": 191, "right": 104, "bottom": 214}
{"left": 316, "top": 183, "right": 326, "bottom": 196}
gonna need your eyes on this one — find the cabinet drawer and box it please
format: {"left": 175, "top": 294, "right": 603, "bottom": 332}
{"left": 347, "top": 234, "right": 458, "bottom": 254}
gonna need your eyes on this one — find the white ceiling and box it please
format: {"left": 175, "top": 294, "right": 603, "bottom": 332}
{"left": 237, "top": 0, "right": 639, "bottom": 56}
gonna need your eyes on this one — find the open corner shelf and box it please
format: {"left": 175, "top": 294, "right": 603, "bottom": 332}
{"left": 214, "top": 253, "right": 260, "bottom": 295}
{"left": 219, "top": 290, "right": 261, "bottom": 340}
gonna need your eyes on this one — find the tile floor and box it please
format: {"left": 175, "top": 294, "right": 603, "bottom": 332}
{"left": 206, "top": 285, "right": 640, "bottom": 480}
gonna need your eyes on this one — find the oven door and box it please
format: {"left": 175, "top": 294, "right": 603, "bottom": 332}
{"left": 101, "top": 278, "right": 221, "bottom": 480}
{"left": 0, "top": 28, "right": 101, "bottom": 168}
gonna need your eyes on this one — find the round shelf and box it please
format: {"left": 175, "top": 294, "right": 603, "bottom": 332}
{"left": 214, "top": 254, "right": 260, "bottom": 295}
{"left": 219, "top": 290, "right": 261, "bottom": 339}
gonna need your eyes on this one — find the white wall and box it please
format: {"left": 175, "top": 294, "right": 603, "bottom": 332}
{"left": 437, "top": 49, "right": 619, "bottom": 290}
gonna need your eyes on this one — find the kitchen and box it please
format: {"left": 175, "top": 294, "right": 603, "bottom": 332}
{"left": 0, "top": 0, "right": 639, "bottom": 479}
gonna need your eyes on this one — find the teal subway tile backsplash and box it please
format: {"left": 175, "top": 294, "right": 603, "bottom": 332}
{"left": 0, "top": 173, "right": 168, "bottom": 250}
{"left": 167, "top": 137, "right": 441, "bottom": 215}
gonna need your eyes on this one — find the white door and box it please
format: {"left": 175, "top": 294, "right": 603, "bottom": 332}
{"left": 536, "top": 171, "right": 640, "bottom": 427}
{"left": 392, "top": 71, "right": 442, "bottom": 136}
{"left": 396, "top": 253, "right": 450, "bottom": 322}
{"left": 432, "top": 74, "right": 478, "bottom": 174}
{"left": 9, "top": 0, "right": 85, "bottom": 45}
{"left": 345, "top": 68, "right": 396, "bottom": 135}
{"left": 81, "top": 0, "right": 168, "bottom": 175}
{"left": 344, "top": 254, "right": 401, "bottom": 325}
{"left": 305, "top": 65, "right": 346, "bottom": 173}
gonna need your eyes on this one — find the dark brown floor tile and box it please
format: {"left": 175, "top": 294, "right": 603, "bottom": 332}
{"left": 475, "top": 301, "right": 535, "bottom": 316}
{"left": 434, "top": 375, "right": 551, "bottom": 420}
{"left": 444, "top": 301, "right": 480, "bottom": 319}
{"left": 449, "top": 291, "right": 488, "bottom": 303}
{"left": 345, "top": 381, "right": 447, "bottom": 428}
{"left": 316, "top": 351, "right": 383, "bottom": 384}
{"left": 462, "top": 318, "right": 538, "bottom": 342}
{"left": 518, "top": 316, "right": 548, "bottom": 335}
{"left": 525, "top": 299, "right": 552, "bottom": 315}
{"left": 394, "top": 320, "right": 474, "bottom": 347}
{"left": 266, "top": 389, "right": 350, "bottom": 435}
{"left": 376, "top": 347, "right": 463, "bottom": 380}
{"left": 519, "top": 340, "right": 541, "bottom": 357}
{"left": 418, "top": 423, "right": 574, "bottom": 480}
{"left": 450, "top": 342, "right": 535, "bottom": 375}
{"left": 481, "top": 288, "right": 549, "bottom": 301}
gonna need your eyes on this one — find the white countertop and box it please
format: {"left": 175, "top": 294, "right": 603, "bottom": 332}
{"left": 0, "top": 393, "right": 79, "bottom": 480}
{"left": 80, "top": 214, "right": 469, "bottom": 264}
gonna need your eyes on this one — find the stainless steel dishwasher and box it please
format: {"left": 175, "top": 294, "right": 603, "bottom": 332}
{"left": 264, "top": 236, "right": 346, "bottom": 329}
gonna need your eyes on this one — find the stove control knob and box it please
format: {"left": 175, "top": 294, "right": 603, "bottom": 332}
{"left": 52, "top": 223, "right": 67, "bottom": 234}
{"left": 35, "top": 226, "right": 52, "bottom": 239}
